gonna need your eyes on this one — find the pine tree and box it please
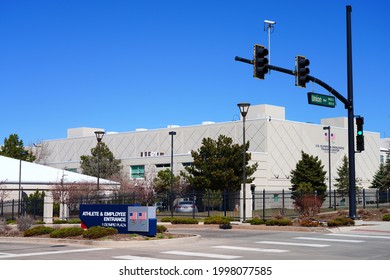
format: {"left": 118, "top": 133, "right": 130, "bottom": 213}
{"left": 0, "top": 134, "right": 35, "bottom": 162}
{"left": 370, "top": 163, "right": 386, "bottom": 190}
{"left": 290, "top": 151, "right": 327, "bottom": 202}
{"left": 182, "top": 135, "right": 258, "bottom": 192}
{"left": 334, "top": 154, "right": 363, "bottom": 197}
{"left": 80, "top": 142, "right": 122, "bottom": 179}
{"left": 383, "top": 157, "right": 390, "bottom": 190}
{"left": 334, "top": 155, "right": 349, "bottom": 197}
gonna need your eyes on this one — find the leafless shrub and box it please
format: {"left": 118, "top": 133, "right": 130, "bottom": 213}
{"left": 294, "top": 194, "right": 323, "bottom": 217}
{"left": 16, "top": 215, "right": 34, "bottom": 231}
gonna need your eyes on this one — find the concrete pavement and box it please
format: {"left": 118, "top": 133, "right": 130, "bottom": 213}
{"left": 327, "top": 220, "right": 390, "bottom": 234}
{"left": 1, "top": 221, "right": 390, "bottom": 248}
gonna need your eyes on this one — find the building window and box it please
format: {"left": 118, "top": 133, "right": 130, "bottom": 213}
{"left": 131, "top": 165, "right": 145, "bottom": 179}
{"left": 273, "top": 194, "right": 279, "bottom": 203}
{"left": 156, "top": 163, "right": 170, "bottom": 168}
{"left": 65, "top": 168, "right": 78, "bottom": 173}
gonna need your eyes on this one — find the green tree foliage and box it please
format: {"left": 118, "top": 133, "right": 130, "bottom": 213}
{"left": 24, "top": 190, "right": 45, "bottom": 216}
{"left": 153, "top": 169, "right": 180, "bottom": 194}
{"left": 80, "top": 142, "right": 122, "bottom": 179}
{"left": 0, "top": 134, "right": 35, "bottom": 162}
{"left": 383, "top": 156, "right": 390, "bottom": 190}
{"left": 370, "top": 163, "right": 386, "bottom": 190}
{"left": 334, "top": 154, "right": 362, "bottom": 197}
{"left": 290, "top": 151, "right": 327, "bottom": 202}
{"left": 182, "top": 135, "right": 258, "bottom": 192}
{"left": 334, "top": 155, "right": 349, "bottom": 197}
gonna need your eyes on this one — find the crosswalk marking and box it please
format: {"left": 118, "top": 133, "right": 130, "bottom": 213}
{"left": 113, "top": 255, "right": 160, "bottom": 260}
{"left": 327, "top": 233, "right": 390, "bottom": 239}
{"left": 294, "top": 237, "right": 364, "bottom": 243}
{"left": 162, "top": 250, "right": 241, "bottom": 259}
{"left": 256, "top": 241, "right": 330, "bottom": 248}
{"left": 213, "top": 245, "right": 289, "bottom": 253}
{"left": 0, "top": 247, "right": 110, "bottom": 259}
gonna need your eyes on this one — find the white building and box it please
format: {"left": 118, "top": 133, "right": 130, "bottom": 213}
{"left": 40, "top": 104, "right": 381, "bottom": 192}
{"left": 0, "top": 155, "right": 118, "bottom": 222}
{"left": 380, "top": 138, "right": 390, "bottom": 164}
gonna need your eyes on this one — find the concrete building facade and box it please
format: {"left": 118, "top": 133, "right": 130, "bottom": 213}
{"left": 40, "top": 104, "right": 381, "bottom": 192}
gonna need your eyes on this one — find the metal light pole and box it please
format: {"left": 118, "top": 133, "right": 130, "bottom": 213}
{"left": 18, "top": 157, "right": 22, "bottom": 216}
{"left": 18, "top": 151, "right": 27, "bottom": 216}
{"left": 237, "top": 102, "right": 250, "bottom": 222}
{"left": 169, "top": 131, "right": 176, "bottom": 217}
{"left": 94, "top": 131, "right": 105, "bottom": 203}
{"left": 323, "top": 126, "right": 332, "bottom": 208}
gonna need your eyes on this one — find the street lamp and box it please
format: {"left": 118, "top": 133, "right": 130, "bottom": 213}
{"left": 94, "top": 131, "right": 105, "bottom": 203}
{"left": 169, "top": 131, "right": 176, "bottom": 217}
{"left": 323, "top": 126, "right": 332, "bottom": 208}
{"left": 237, "top": 102, "right": 250, "bottom": 221}
{"left": 18, "top": 151, "right": 26, "bottom": 216}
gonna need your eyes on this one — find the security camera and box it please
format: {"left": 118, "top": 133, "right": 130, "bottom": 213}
{"left": 264, "top": 20, "right": 276, "bottom": 25}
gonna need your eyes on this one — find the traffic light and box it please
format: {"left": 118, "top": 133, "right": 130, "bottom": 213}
{"left": 356, "top": 116, "right": 364, "bottom": 152}
{"left": 253, "top": 44, "right": 269, "bottom": 79}
{"left": 295, "top": 55, "right": 310, "bottom": 88}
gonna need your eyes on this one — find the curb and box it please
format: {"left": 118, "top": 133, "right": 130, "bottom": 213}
{"left": 0, "top": 234, "right": 201, "bottom": 248}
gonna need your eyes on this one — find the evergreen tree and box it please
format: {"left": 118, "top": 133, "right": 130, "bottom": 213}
{"left": 153, "top": 168, "right": 180, "bottom": 194}
{"left": 370, "top": 163, "right": 386, "bottom": 190}
{"left": 290, "top": 151, "right": 327, "bottom": 202}
{"left": 383, "top": 157, "right": 390, "bottom": 190}
{"left": 0, "top": 134, "right": 35, "bottom": 162}
{"left": 334, "top": 154, "right": 363, "bottom": 197}
{"left": 80, "top": 142, "right": 122, "bottom": 179}
{"left": 182, "top": 135, "right": 258, "bottom": 192}
{"left": 334, "top": 155, "right": 349, "bottom": 197}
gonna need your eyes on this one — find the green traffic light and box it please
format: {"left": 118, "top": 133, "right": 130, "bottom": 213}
{"left": 357, "top": 131, "right": 363, "bottom": 136}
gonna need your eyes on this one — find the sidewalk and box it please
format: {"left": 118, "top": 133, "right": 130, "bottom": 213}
{"left": 328, "top": 220, "right": 390, "bottom": 234}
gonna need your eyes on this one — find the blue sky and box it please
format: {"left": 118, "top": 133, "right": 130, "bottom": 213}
{"left": 1, "top": 0, "right": 389, "bottom": 145}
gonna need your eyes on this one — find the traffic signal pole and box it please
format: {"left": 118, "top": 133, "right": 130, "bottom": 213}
{"left": 346, "top": 5, "right": 357, "bottom": 219}
{"left": 234, "top": 57, "right": 350, "bottom": 107}
{"left": 235, "top": 5, "right": 357, "bottom": 219}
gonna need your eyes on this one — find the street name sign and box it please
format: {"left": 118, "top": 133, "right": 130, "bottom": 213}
{"left": 307, "top": 92, "right": 336, "bottom": 108}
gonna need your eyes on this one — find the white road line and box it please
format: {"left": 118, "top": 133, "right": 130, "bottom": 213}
{"left": 294, "top": 237, "right": 364, "bottom": 243}
{"left": 0, "top": 247, "right": 110, "bottom": 259}
{"left": 213, "top": 245, "right": 289, "bottom": 253}
{"left": 113, "top": 255, "right": 160, "bottom": 260}
{"left": 256, "top": 241, "right": 330, "bottom": 248}
{"left": 162, "top": 250, "right": 241, "bottom": 259}
{"left": 327, "top": 233, "right": 390, "bottom": 239}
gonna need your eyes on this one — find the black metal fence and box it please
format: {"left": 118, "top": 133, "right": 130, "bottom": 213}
{"left": 63, "top": 188, "right": 390, "bottom": 220}
{"left": 0, "top": 198, "right": 44, "bottom": 220}
{"left": 1, "top": 188, "right": 389, "bottom": 221}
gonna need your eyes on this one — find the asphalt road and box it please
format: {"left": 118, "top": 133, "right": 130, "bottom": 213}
{"left": 1, "top": 222, "right": 390, "bottom": 260}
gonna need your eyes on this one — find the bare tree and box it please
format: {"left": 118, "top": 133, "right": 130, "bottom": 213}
{"left": 0, "top": 180, "right": 10, "bottom": 203}
{"left": 110, "top": 169, "right": 137, "bottom": 196}
{"left": 27, "top": 141, "right": 51, "bottom": 165}
{"left": 51, "top": 173, "right": 97, "bottom": 217}
{"left": 109, "top": 166, "right": 156, "bottom": 205}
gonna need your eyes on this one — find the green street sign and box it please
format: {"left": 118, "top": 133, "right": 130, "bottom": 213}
{"left": 307, "top": 92, "right": 336, "bottom": 108}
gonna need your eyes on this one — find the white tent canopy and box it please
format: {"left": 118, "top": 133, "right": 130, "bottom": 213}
{"left": 0, "top": 155, "right": 117, "bottom": 185}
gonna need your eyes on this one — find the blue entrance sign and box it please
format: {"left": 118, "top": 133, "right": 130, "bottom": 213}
{"left": 79, "top": 204, "right": 157, "bottom": 236}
